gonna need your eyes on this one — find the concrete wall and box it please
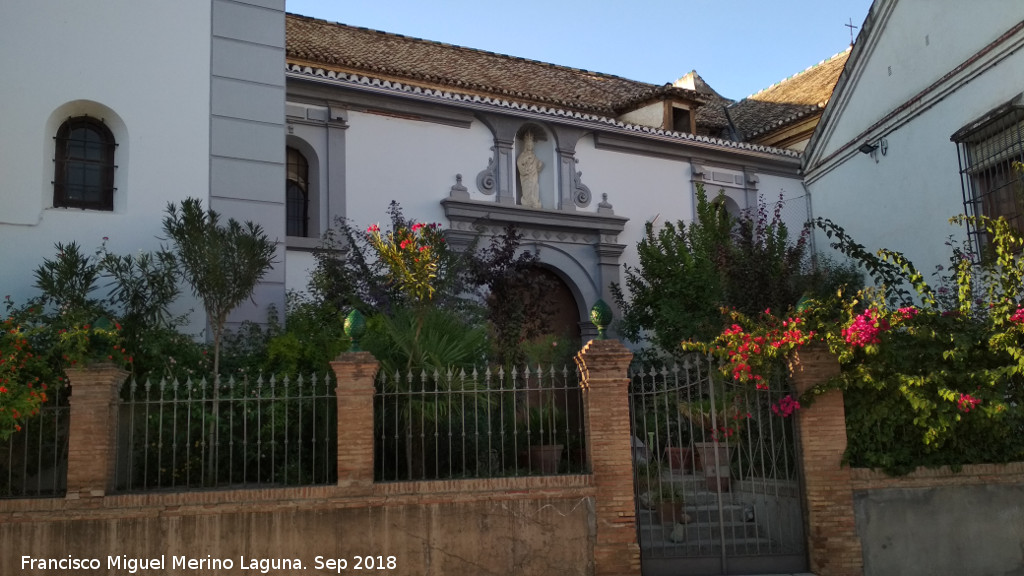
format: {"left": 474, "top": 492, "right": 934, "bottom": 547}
{"left": 852, "top": 463, "right": 1024, "bottom": 576}
{"left": 2, "top": 482, "right": 594, "bottom": 576}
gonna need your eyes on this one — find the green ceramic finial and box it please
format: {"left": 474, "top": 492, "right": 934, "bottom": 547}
{"left": 590, "top": 299, "right": 612, "bottom": 340}
{"left": 343, "top": 309, "right": 366, "bottom": 352}
{"left": 795, "top": 294, "right": 813, "bottom": 314}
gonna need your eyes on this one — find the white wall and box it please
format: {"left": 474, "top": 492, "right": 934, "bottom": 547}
{"left": 809, "top": 14, "right": 1024, "bottom": 277}
{"left": 815, "top": 0, "right": 1024, "bottom": 162}
{"left": 344, "top": 111, "right": 495, "bottom": 227}
{"left": 618, "top": 102, "right": 663, "bottom": 130}
{"left": 574, "top": 135, "right": 692, "bottom": 274}
{"left": 0, "top": 1, "right": 212, "bottom": 306}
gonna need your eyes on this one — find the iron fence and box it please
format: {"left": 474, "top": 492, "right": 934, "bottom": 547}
{"left": 630, "top": 356, "right": 806, "bottom": 574}
{"left": 0, "top": 379, "right": 69, "bottom": 498}
{"left": 115, "top": 373, "right": 337, "bottom": 491}
{"left": 375, "top": 365, "right": 586, "bottom": 482}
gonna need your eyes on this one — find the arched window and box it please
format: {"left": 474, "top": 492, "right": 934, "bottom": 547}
{"left": 54, "top": 117, "right": 116, "bottom": 210}
{"left": 286, "top": 146, "right": 309, "bottom": 237}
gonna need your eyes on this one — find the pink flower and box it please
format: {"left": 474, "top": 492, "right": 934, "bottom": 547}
{"left": 400, "top": 240, "right": 411, "bottom": 250}
{"left": 957, "top": 393, "right": 981, "bottom": 413}
{"left": 896, "top": 307, "right": 919, "bottom": 321}
{"left": 367, "top": 224, "right": 380, "bottom": 233}
{"left": 771, "top": 395, "right": 801, "bottom": 418}
{"left": 842, "top": 309, "right": 889, "bottom": 348}
{"left": 411, "top": 223, "right": 423, "bottom": 232}
{"left": 1010, "top": 308, "right": 1024, "bottom": 324}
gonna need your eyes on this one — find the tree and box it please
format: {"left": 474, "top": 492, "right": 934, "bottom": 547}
{"left": 613, "top": 183, "right": 813, "bottom": 355}
{"left": 162, "top": 198, "right": 277, "bottom": 379}
{"left": 162, "top": 198, "right": 276, "bottom": 482}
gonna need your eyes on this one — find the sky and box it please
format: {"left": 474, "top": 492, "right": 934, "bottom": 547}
{"left": 284, "top": 0, "right": 875, "bottom": 102}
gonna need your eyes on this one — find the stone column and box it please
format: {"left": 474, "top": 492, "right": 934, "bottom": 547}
{"left": 789, "top": 345, "right": 864, "bottom": 576}
{"left": 330, "top": 351, "right": 379, "bottom": 494}
{"left": 575, "top": 339, "right": 639, "bottom": 576}
{"left": 64, "top": 363, "right": 129, "bottom": 499}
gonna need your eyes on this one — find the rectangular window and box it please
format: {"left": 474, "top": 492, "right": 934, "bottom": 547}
{"left": 952, "top": 94, "right": 1024, "bottom": 251}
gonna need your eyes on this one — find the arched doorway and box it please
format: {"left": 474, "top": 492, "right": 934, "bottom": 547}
{"left": 528, "top": 266, "right": 580, "bottom": 340}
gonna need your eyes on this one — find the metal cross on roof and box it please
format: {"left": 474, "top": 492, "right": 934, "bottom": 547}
{"left": 845, "top": 18, "right": 859, "bottom": 45}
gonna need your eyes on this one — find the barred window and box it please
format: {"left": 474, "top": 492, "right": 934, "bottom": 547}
{"left": 54, "top": 117, "right": 116, "bottom": 210}
{"left": 953, "top": 94, "right": 1024, "bottom": 250}
{"left": 286, "top": 146, "right": 309, "bottom": 237}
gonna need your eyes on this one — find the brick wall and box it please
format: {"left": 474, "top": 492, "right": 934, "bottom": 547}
{"left": 576, "top": 339, "right": 640, "bottom": 576}
{"left": 789, "top": 345, "right": 864, "bottom": 576}
{"left": 2, "top": 478, "right": 595, "bottom": 576}
{"left": 3, "top": 341, "right": 649, "bottom": 576}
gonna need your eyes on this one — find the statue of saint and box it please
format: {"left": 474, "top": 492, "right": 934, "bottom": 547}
{"left": 517, "top": 132, "right": 543, "bottom": 209}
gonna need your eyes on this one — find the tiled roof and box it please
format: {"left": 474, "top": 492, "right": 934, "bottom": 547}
{"left": 674, "top": 71, "right": 736, "bottom": 137}
{"left": 728, "top": 49, "right": 851, "bottom": 139}
{"left": 286, "top": 64, "right": 803, "bottom": 159}
{"left": 286, "top": 14, "right": 707, "bottom": 118}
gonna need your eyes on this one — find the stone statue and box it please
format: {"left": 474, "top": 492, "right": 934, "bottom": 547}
{"left": 517, "top": 131, "right": 543, "bottom": 209}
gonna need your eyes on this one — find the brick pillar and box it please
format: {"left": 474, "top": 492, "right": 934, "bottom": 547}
{"left": 65, "top": 363, "right": 128, "bottom": 499}
{"left": 575, "top": 339, "right": 639, "bottom": 576}
{"left": 330, "top": 351, "right": 379, "bottom": 493}
{"left": 789, "top": 345, "right": 863, "bottom": 576}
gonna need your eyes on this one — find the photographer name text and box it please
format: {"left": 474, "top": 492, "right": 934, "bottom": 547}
{"left": 21, "top": 554, "right": 397, "bottom": 573}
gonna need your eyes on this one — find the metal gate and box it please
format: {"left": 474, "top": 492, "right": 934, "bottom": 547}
{"left": 629, "top": 356, "right": 807, "bottom": 576}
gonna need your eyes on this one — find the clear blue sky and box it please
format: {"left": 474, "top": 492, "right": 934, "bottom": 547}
{"left": 285, "top": 0, "right": 875, "bottom": 101}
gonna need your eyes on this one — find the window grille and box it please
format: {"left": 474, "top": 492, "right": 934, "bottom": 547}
{"left": 53, "top": 117, "right": 116, "bottom": 210}
{"left": 953, "top": 94, "right": 1024, "bottom": 253}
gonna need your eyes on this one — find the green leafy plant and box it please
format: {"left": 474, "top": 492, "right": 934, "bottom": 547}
{"left": 0, "top": 307, "right": 51, "bottom": 439}
{"left": 690, "top": 209, "right": 1024, "bottom": 474}
{"left": 162, "top": 198, "right": 277, "bottom": 382}
{"left": 526, "top": 397, "right": 566, "bottom": 446}
{"left": 162, "top": 197, "right": 277, "bottom": 483}
{"left": 614, "top": 184, "right": 812, "bottom": 355}
{"left": 56, "top": 319, "right": 131, "bottom": 368}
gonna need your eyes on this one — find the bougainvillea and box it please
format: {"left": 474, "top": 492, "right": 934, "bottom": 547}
{"left": 0, "top": 311, "right": 49, "bottom": 439}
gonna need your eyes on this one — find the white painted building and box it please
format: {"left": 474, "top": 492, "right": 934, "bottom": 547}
{"left": 0, "top": 3, "right": 810, "bottom": 339}
{"left": 0, "top": 0, "right": 287, "bottom": 328}
{"left": 803, "top": 0, "right": 1024, "bottom": 276}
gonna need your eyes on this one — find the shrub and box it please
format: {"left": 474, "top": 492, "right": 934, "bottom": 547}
{"left": 614, "top": 184, "right": 812, "bottom": 355}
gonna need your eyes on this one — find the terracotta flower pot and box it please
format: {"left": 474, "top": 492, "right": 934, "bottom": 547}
{"left": 663, "top": 446, "right": 698, "bottom": 473}
{"left": 693, "top": 441, "right": 732, "bottom": 492}
{"left": 526, "top": 444, "right": 564, "bottom": 474}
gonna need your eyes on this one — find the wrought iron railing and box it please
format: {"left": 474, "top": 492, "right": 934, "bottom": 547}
{"left": 0, "top": 379, "right": 69, "bottom": 498}
{"left": 374, "top": 365, "right": 587, "bottom": 482}
{"left": 629, "top": 356, "right": 805, "bottom": 567}
{"left": 115, "top": 373, "right": 337, "bottom": 491}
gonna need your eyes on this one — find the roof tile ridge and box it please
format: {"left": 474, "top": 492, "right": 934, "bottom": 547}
{"left": 286, "top": 12, "right": 658, "bottom": 88}
{"left": 732, "top": 46, "right": 853, "bottom": 104}
{"left": 285, "top": 64, "right": 802, "bottom": 159}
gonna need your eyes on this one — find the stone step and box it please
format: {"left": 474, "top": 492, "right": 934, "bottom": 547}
{"left": 641, "top": 536, "right": 779, "bottom": 556}
{"left": 683, "top": 503, "right": 755, "bottom": 524}
{"left": 661, "top": 520, "right": 763, "bottom": 541}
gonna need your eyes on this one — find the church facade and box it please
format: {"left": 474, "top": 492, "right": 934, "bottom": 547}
{"left": 1, "top": 2, "right": 809, "bottom": 337}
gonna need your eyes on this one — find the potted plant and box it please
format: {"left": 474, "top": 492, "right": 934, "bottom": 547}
{"left": 635, "top": 388, "right": 697, "bottom": 473}
{"left": 678, "top": 379, "right": 748, "bottom": 492}
{"left": 524, "top": 397, "right": 566, "bottom": 474}
{"left": 648, "top": 482, "right": 688, "bottom": 524}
